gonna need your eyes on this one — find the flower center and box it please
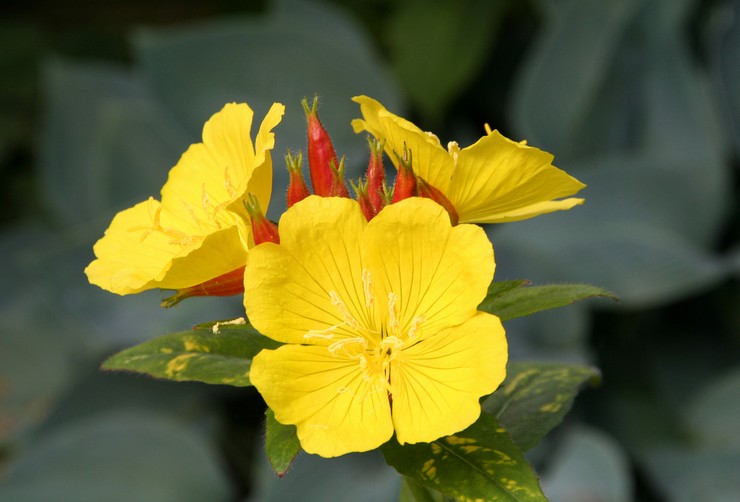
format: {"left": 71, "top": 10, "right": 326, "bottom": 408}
{"left": 312, "top": 270, "right": 426, "bottom": 398}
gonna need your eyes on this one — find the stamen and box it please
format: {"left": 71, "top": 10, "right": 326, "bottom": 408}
{"left": 329, "top": 290, "right": 361, "bottom": 330}
{"left": 447, "top": 141, "right": 460, "bottom": 166}
{"left": 424, "top": 131, "right": 440, "bottom": 143}
{"left": 304, "top": 325, "right": 337, "bottom": 340}
{"left": 406, "top": 315, "right": 425, "bottom": 341}
{"left": 223, "top": 168, "right": 237, "bottom": 198}
{"left": 381, "top": 335, "right": 404, "bottom": 353}
{"left": 387, "top": 292, "right": 400, "bottom": 336}
{"left": 327, "top": 337, "right": 368, "bottom": 358}
{"left": 362, "top": 269, "right": 374, "bottom": 308}
{"left": 201, "top": 183, "right": 210, "bottom": 211}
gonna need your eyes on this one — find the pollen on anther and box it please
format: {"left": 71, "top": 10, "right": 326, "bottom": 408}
{"left": 329, "top": 290, "right": 361, "bottom": 330}
{"left": 362, "top": 269, "right": 375, "bottom": 308}
{"left": 387, "top": 292, "right": 400, "bottom": 335}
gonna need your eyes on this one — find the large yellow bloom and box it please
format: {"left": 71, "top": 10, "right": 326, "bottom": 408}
{"left": 351, "top": 96, "right": 585, "bottom": 224}
{"left": 85, "top": 102, "right": 284, "bottom": 295}
{"left": 245, "top": 196, "right": 507, "bottom": 458}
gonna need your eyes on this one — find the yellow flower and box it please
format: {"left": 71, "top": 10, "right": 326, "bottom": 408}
{"left": 85, "top": 102, "right": 285, "bottom": 295}
{"left": 245, "top": 196, "right": 507, "bottom": 458}
{"left": 351, "top": 96, "right": 585, "bottom": 224}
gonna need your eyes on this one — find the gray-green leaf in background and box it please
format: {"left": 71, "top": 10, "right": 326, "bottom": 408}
{"left": 540, "top": 426, "right": 632, "bottom": 502}
{"left": 511, "top": 0, "right": 638, "bottom": 156}
{"left": 39, "top": 59, "right": 189, "bottom": 227}
{"left": 0, "top": 411, "right": 232, "bottom": 502}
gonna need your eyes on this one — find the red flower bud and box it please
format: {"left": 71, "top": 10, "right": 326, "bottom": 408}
{"left": 285, "top": 150, "right": 311, "bottom": 208}
{"left": 365, "top": 137, "right": 386, "bottom": 213}
{"left": 244, "top": 193, "right": 280, "bottom": 245}
{"left": 160, "top": 266, "right": 246, "bottom": 308}
{"left": 329, "top": 157, "right": 350, "bottom": 198}
{"left": 350, "top": 178, "right": 376, "bottom": 221}
{"left": 303, "top": 96, "right": 338, "bottom": 196}
{"left": 416, "top": 176, "right": 460, "bottom": 225}
{"left": 391, "top": 146, "right": 417, "bottom": 203}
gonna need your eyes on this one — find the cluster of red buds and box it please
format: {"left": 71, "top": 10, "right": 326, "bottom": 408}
{"left": 161, "top": 97, "right": 459, "bottom": 307}
{"left": 286, "top": 96, "right": 459, "bottom": 225}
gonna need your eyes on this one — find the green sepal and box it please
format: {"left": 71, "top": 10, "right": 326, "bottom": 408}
{"left": 382, "top": 413, "right": 546, "bottom": 501}
{"left": 479, "top": 281, "right": 618, "bottom": 321}
{"left": 264, "top": 408, "right": 301, "bottom": 477}
{"left": 484, "top": 362, "right": 602, "bottom": 451}
{"left": 101, "top": 320, "right": 280, "bottom": 386}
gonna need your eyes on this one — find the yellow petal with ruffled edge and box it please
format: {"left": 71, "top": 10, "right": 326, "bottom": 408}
{"left": 351, "top": 95, "right": 585, "bottom": 224}
{"left": 352, "top": 96, "right": 452, "bottom": 193}
{"left": 85, "top": 102, "right": 284, "bottom": 294}
{"left": 243, "top": 196, "right": 372, "bottom": 345}
{"left": 250, "top": 344, "right": 393, "bottom": 458}
{"left": 362, "top": 198, "right": 493, "bottom": 340}
{"left": 85, "top": 198, "right": 247, "bottom": 294}
{"left": 391, "top": 312, "right": 507, "bottom": 444}
{"left": 450, "top": 130, "right": 585, "bottom": 223}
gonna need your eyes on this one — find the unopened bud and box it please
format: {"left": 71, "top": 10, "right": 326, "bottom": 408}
{"left": 350, "top": 178, "right": 376, "bottom": 221}
{"left": 391, "top": 145, "right": 417, "bottom": 203}
{"left": 285, "top": 150, "right": 311, "bottom": 208}
{"left": 161, "top": 266, "right": 245, "bottom": 308}
{"left": 303, "top": 96, "right": 338, "bottom": 196}
{"left": 416, "top": 176, "right": 460, "bottom": 225}
{"left": 365, "top": 137, "right": 386, "bottom": 213}
{"left": 244, "top": 193, "right": 280, "bottom": 245}
{"left": 329, "top": 157, "right": 350, "bottom": 198}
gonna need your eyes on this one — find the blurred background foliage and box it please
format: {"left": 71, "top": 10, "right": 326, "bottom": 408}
{"left": 1, "top": 0, "right": 739, "bottom": 500}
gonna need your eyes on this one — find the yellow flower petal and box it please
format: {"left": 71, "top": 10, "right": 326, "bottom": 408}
{"left": 391, "top": 312, "right": 507, "bottom": 444}
{"left": 450, "top": 130, "right": 585, "bottom": 223}
{"left": 86, "top": 102, "right": 284, "bottom": 294}
{"left": 352, "top": 95, "right": 585, "bottom": 224}
{"left": 363, "top": 198, "right": 494, "bottom": 340}
{"left": 244, "top": 196, "right": 507, "bottom": 455}
{"left": 244, "top": 196, "right": 373, "bottom": 345}
{"left": 251, "top": 344, "right": 393, "bottom": 458}
{"left": 352, "top": 96, "right": 452, "bottom": 192}
{"left": 84, "top": 198, "right": 247, "bottom": 293}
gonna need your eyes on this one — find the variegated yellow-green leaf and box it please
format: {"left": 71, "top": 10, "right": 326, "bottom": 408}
{"left": 102, "top": 320, "right": 280, "bottom": 386}
{"left": 479, "top": 282, "right": 617, "bottom": 321}
{"left": 400, "top": 476, "right": 444, "bottom": 502}
{"left": 483, "top": 362, "right": 601, "bottom": 451}
{"left": 382, "top": 413, "right": 546, "bottom": 501}
{"left": 265, "top": 408, "right": 301, "bottom": 477}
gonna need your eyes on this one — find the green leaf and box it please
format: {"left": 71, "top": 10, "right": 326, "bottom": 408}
{"left": 265, "top": 408, "right": 301, "bottom": 476}
{"left": 479, "top": 282, "right": 617, "bottom": 322}
{"left": 381, "top": 413, "right": 546, "bottom": 501}
{"left": 482, "top": 279, "right": 529, "bottom": 300}
{"left": 102, "top": 321, "right": 280, "bottom": 386}
{"left": 483, "top": 362, "right": 601, "bottom": 451}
